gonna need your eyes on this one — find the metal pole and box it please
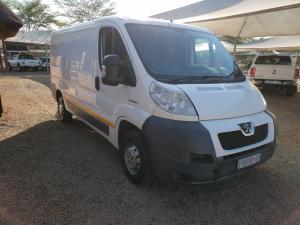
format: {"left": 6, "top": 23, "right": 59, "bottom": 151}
{"left": 0, "top": 95, "right": 3, "bottom": 117}
{"left": 0, "top": 40, "right": 3, "bottom": 70}
{"left": 234, "top": 16, "right": 247, "bottom": 61}
{"left": 45, "top": 44, "right": 49, "bottom": 72}
{"left": 233, "top": 38, "right": 237, "bottom": 60}
{"left": 3, "top": 40, "right": 8, "bottom": 70}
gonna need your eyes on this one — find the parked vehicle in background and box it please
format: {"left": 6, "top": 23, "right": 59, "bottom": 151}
{"left": 51, "top": 17, "right": 276, "bottom": 185}
{"left": 8, "top": 54, "right": 41, "bottom": 71}
{"left": 248, "top": 53, "right": 299, "bottom": 97}
{"left": 39, "top": 57, "right": 50, "bottom": 70}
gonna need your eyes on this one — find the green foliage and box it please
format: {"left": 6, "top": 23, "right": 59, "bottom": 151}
{"left": 54, "top": 0, "right": 115, "bottom": 24}
{"left": 3, "top": 0, "right": 64, "bottom": 31}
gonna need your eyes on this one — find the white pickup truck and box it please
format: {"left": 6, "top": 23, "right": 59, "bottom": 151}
{"left": 8, "top": 55, "right": 41, "bottom": 71}
{"left": 248, "top": 53, "right": 299, "bottom": 97}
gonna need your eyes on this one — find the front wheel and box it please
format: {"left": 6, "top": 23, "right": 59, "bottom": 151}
{"left": 121, "top": 131, "right": 153, "bottom": 185}
{"left": 8, "top": 63, "right": 12, "bottom": 71}
{"left": 17, "top": 64, "right": 22, "bottom": 72}
{"left": 57, "top": 96, "right": 73, "bottom": 123}
{"left": 286, "top": 85, "right": 297, "bottom": 97}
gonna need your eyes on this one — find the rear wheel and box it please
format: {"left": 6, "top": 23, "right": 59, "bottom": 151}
{"left": 286, "top": 85, "right": 297, "bottom": 97}
{"left": 121, "top": 131, "right": 153, "bottom": 185}
{"left": 57, "top": 96, "right": 73, "bottom": 123}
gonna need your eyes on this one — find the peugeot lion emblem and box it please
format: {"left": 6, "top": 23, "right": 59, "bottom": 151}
{"left": 239, "top": 122, "right": 255, "bottom": 136}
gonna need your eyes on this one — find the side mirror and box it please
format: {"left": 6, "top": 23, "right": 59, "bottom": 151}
{"left": 101, "top": 54, "right": 136, "bottom": 87}
{"left": 101, "top": 54, "right": 120, "bottom": 86}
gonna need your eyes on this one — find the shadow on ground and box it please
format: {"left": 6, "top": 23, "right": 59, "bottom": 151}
{"left": 0, "top": 71, "right": 50, "bottom": 87}
{"left": 0, "top": 119, "right": 299, "bottom": 225}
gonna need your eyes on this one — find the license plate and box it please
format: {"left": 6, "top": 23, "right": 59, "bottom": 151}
{"left": 237, "top": 153, "right": 261, "bottom": 170}
{"left": 265, "top": 80, "right": 281, "bottom": 84}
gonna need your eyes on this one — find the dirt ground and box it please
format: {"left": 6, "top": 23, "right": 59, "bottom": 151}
{"left": 0, "top": 72, "right": 299, "bottom": 225}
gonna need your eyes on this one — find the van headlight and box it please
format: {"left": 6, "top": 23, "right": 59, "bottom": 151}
{"left": 150, "top": 82, "right": 197, "bottom": 116}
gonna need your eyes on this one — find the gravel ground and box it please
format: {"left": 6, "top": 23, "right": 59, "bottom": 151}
{"left": 0, "top": 72, "right": 299, "bottom": 225}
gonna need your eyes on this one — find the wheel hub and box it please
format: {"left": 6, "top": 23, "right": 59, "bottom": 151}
{"left": 124, "top": 144, "right": 141, "bottom": 175}
{"left": 58, "top": 102, "right": 64, "bottom": 117}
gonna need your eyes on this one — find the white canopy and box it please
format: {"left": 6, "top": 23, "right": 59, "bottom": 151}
{"left": 238, "top": 36, "right": 300, "bottom": 51}
{"left": 152, "top": 0, "right": 300, "bottom": 38}
{"left": 6, "top": 30, "right": 51, "bottom": 45}
{"left": 221, "top": 41, "right": 234, "bottom": 52}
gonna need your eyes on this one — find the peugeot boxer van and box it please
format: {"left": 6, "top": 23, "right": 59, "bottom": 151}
{"left": 51, "top": 17, "right": 277, "bottom": 184}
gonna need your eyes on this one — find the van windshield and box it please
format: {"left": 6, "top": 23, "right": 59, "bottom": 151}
{"left": 255, "top": 56, "right": 292, "bottom": 65}
{"left": 125, "top": 23, "right": 244, "bottom": 84}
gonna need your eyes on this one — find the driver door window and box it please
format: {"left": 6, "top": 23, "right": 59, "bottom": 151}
{"left": 100, "top": 27, "right": 130, "bottom": 64}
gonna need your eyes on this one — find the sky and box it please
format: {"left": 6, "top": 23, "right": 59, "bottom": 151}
{"left": 112, "top": 0, "right": 200, "bottom": 17}
{"left": 42, "top": 0, "right": 200, "bottom": 18}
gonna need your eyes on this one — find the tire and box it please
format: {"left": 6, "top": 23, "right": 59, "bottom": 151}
{"left": 121, "top": 131, "right": 153, "bottom": 185}
{"left": 17, "top": 64, "right": 22, "bottom": 72}
{"left": 57, "top": 96, "right": 73, "bottom": 123}
{"left": 17, "top": 64, "right": 26, "bottom": 72}
{"left": 286, "top": 85, "right": 297, "bottom": 97}
{"left": 8, "top": 63, "right": 12, "bottom": 71}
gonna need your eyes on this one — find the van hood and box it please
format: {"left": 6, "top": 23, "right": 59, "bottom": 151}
{"left": 178, "top": 81, "right": 266, "bottom": 121}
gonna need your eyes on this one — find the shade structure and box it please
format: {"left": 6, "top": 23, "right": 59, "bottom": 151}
{"left": 6, "top": 30, "right": 52, "bottom": 45}
{"left": 152, "top": 0, "right": 300, "bottom": 38}
{"left": 238, "top": 36, "right": 300, "bottom": 51}
{"left": 221, "top": 41, "right": 234, "bottom": 52}
{"left": 221, "top": 37, "right": 300, "bottom": 52}
{"left": 0, "top": 1, "right": 22, "bottom": 39}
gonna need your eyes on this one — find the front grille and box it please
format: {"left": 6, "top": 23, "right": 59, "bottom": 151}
{"left": 218, "top": 124, "right": 268, "bottom": 150}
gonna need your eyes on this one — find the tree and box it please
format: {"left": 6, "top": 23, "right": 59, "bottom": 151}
{"left": 54, "top": 0, "right": 115, "bottom": 24}
{"left": 3, "top": 0, "right": 63, "bottom": 31}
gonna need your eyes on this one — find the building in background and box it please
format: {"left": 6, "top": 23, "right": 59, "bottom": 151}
{"left": 5, "top": 30, "right": 51, "bottom": 59}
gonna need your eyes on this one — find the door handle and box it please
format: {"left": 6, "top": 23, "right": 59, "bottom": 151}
{"left": 95, "top": 76, "right": 100, "bottom": 91}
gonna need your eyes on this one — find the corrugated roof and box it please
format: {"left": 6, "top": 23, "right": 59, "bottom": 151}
{"left": 6, "top": 30, "right": 52, "bottom": 45}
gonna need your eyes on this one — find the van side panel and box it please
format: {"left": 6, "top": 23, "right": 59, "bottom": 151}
{"left": 51, "top": 27, "right": 107, "bottom": 131}
{"left": 51, "top": 27, "right": 99, "bottom": 96}
{"left": 51, "top": 24, "right": 152, "bottom": 148}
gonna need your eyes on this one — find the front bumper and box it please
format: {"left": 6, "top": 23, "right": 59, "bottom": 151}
{"left": 21, "top": 65, "right": 40, "bottom": 69}
{"left": 142, "top": 112, "right": 277, "bottom": 183}
{"left": 175, "top": 143, "right": 275, "bottom": 183}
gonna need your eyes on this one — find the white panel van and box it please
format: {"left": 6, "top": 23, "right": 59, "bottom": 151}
{"left": 51, "top": 17, "right": 277, "bottom": 185}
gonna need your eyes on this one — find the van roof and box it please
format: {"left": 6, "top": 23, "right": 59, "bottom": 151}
{"left": 53, "top": 16, "right": 212, "bottom": 35}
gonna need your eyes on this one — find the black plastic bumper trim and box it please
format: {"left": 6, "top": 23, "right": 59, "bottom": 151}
{"left": 142, "top": 115, "right": 276, "bottom": 183}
